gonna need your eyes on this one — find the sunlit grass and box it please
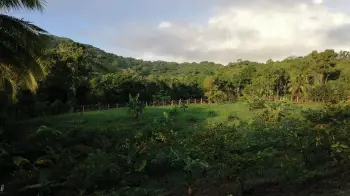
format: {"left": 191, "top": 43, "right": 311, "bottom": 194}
{"left": 22, "top": 101, "right": 322, "bottom": 133}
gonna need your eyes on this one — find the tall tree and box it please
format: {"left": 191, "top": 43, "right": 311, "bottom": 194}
{"left": 0, "top": 0, "right": 47, "bottom": 98}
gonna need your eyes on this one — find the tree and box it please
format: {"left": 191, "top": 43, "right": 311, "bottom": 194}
{"left": 0, "top": 0, "right": 47, "bottom": 98}
{"left": 288, "top": 71, "right": 310, "bottom": 101}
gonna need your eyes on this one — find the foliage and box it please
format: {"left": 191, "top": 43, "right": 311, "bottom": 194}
{"left": 0, "top": 0, "right": 47, "bottom": 98}
{"left": 247, "top": 98, "right": 266, "bottom": 110}
{"left": 127, "top": 94, "right": 145, "bottom": 120}
{"left": 207, "top": 110, "right": 217, "bottom": 117}
{"left": 152, "top": 90, "right": 171, "bottom": 103}
{"left": 171, "top": 148, "right": 210, "bottom": 194}
{"left": 180, "top": 103, "right": 188, "bottom": 112}
{"left": 2, "top": 102, "right": 350, "bottom": 195}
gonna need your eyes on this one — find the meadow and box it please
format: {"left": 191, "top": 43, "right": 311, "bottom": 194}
{"left": 22, "top": 101, "right": 319, "bottom": 132}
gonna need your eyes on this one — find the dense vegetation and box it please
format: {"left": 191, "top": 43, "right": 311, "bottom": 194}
{"left": 2, "top": 102, "right": 350, "bottom": 195}
{"left": 2, "top": 35, "right": 350, "bottom": 119}
{"left": 1, "top": 0, "right": 350, "bottom": 195}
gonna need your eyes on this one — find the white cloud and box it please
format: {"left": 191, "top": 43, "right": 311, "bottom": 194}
{"left": 158, "top": 21, "right": 172, "bottom": 29}
{"left": 313, "top": 0, "right": 324, "bottom": 4}
{"left": 117, "top": 0, "right": 350, "bottom": 63}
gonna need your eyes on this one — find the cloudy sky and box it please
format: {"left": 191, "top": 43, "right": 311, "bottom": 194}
{"left": 10, "top": 0, "right": 350, "bottom": 64}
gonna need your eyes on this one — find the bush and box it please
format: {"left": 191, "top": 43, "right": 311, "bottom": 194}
{"left": 227, "top": 112, "right": 240, "bottom": 121}
{"left": 208, "top": 110, "right": 217, "bottom": 117}
{"left": 186, "top": 115, "right": 198, "bottom": 122}
{"left": 247, "top": 98, "right": 266, "bottom": 110}
{"left": 50, "top": 99, "right": 66, "bottom": 114}
{"left": 168, "top": 106, "right": 178, "bottom": 117}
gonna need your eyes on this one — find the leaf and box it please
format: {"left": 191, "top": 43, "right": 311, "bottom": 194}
{"left": 0, "top": 147, "right": 8, "bottom": 157}
{"left": 170, "top": 148, "right": 182, "bottom": 160}
{"left": 35, "top": 158, "right": 54, "bottom": 166}
{"left": 21, "top": 184, "right": 43, "bottom": 190}
{"left": 13, "top": 156, "right": 30, "bottom": 167}
{"left": 127, "top": 142, "right": 137, "bottom": 164}
{"left": 135, "top": 160, "right": 147, "bottom": 172}
{"left": 339, "top": 144, "right": 349, "bottom": 149}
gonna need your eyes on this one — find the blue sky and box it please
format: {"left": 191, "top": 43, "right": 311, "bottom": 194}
{"left": 10, "top": 0, "right": 214, "bottom": 49}
{"left": 9, "top": 0, "right": 350, "bottom": 63}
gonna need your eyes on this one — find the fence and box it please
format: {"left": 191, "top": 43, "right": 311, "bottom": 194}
{"left": 75, "top": 96, "right": 338, "bottom": 113}
{"left": 75, "top": 98, "right": 211, "bottom": 112}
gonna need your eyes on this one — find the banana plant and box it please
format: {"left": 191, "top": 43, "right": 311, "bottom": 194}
{"left": 180, "top": 103, "right": 188, "bottom": 112}
{"left": 127, "top": 94, "right": 145, "bottom": 120}
{"left": 171, "top": 148, "right": 210, "bottom": 195}
{"left": 127, "top": 141, "right": 148, "bottom": 172}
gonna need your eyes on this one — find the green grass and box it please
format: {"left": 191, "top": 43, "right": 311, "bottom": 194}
{"left": 21, "top": 101, "right": 320, "bottom": 133}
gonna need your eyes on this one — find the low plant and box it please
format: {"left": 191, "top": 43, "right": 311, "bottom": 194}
{"left": 247, "top": 98, "right": 266, "bottom": 110}
{"left": 127, "top": 94, "right": 145, "bottom": 120}
{"left": 180, "top": 104, "right": 188, "bottom": 112}
{"left": 208, "top": 110, "right": 217, "bottom": 117}
{"left": 227, "top": 112, "right": 240, "bottom": 121}
{"left": 171, "top": 148, "right": 210, "bottom": 196}
{"left": 186, "top": 115, "right": 197, "bottom": 122}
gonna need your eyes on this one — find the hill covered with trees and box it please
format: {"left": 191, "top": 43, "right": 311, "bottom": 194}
{"left": 2, "top": 35, "right": 350, "bottom": 119}
{"left": 1, "top": 1, "right": 350, "bottom": 195}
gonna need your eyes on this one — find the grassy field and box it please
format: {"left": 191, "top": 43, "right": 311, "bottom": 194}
{"left": 22, "top": 101, "right": 320, "bottom": 132}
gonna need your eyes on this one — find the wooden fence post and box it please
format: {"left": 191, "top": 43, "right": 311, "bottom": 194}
{"left": 194, "top": 99, "right": 196, "bottom": 104}
{"left": 201, "top": 98, "right": 203, "bottom": 104}
{"left": 187, "top": 99, "right": 189, "bottom": 104}
{"left": 146, "top": 102, "right": 148, "bottom": 107}
{"left": 171, "top": 100, "right": 174, "bottom": 105}
{"left": 179, "top": 99, "right": 181, "bottom": 105}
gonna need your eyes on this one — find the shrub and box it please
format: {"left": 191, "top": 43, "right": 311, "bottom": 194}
{"left": 127, "top": 94, "right": 145, "bottom": 120}
{"left": 168, "top": 106, "right": 178, "bottom": 117}
{"left": 208, "top": 110, "right": 217, "bottom": 117}
{"left": 227, "top": 112, "right": 239, "bottom": 121}
{"left": 247, "top": 98, "right": 266, "bottom": 110}
{"left": 50, "top": 99, "right": 64, "bottom": 114}
{"left": 186, "top": 115, "right": 198, "bottom": 122}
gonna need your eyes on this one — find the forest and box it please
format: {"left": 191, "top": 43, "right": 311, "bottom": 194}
{"left": 1, "top": 1, "right": 350, "bottom": 196}
{"left": 2, "top": 35, "right": 350, "bottom": 119}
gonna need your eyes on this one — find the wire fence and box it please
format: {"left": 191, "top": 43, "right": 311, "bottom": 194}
{"left": 75, "top": 98, "right": 211, "bottom": 112}
{"left": 75, "top": 96, "right": 329, "bottom": 113}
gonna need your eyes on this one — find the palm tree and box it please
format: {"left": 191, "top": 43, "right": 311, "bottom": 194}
{"left": 0, "top": 0, "right": 47, "bottom": 98}
{"left": 288, "top": 71, "right": 310, "bottom": 102}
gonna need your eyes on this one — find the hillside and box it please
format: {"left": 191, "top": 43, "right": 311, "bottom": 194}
{"left": 46, "top": 36, "right": 223, "bottom": 76}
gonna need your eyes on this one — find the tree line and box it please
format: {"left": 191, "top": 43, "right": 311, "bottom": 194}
{"left": 1, "top": 1, "right": 350, "bottom": 119}
{"left": 2, "top": 36, "right": 350, "bottom": 119}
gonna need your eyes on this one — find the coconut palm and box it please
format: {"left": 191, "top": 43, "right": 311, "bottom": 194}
{"left": 288, "top": 71, "right": 310, "bottom": 102}
{"left": 0, "top": 0, "right": 47, "bottom": 98}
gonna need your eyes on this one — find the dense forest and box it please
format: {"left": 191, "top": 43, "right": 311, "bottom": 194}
{"left": 1, "top": 35, "right": 350, "bottom": 119}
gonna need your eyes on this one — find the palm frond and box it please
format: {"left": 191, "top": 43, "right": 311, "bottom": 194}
{"left": 0, "top": 14, "right": 47, "bottom": 98}
{"left": 0, "top": 0, "right": 46, "bottom": 11}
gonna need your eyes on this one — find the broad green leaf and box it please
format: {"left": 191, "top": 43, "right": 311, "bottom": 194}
{"left": 135, "top": 160, "right": 147, "bottom": 172}
{"left": 13, "top": 156, "right": 30, "bottom": 166}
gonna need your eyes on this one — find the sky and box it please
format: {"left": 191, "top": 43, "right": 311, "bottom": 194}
{"left": 9, "top": 0, "right": 350, "bottom": 64}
